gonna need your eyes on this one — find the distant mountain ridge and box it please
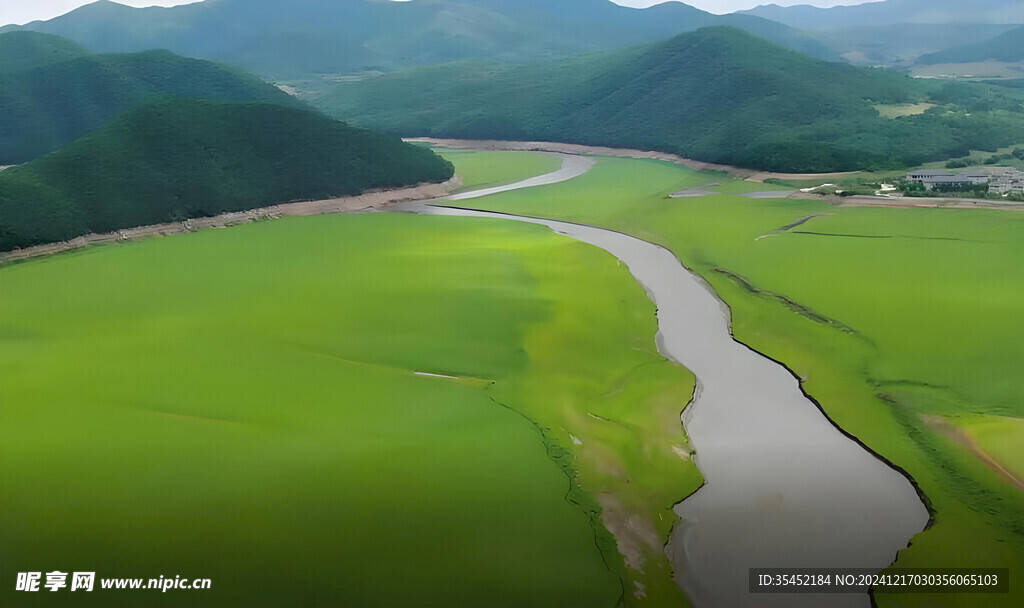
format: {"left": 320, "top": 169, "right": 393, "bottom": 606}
{"left": 1, "top": 0, "right": 841, "bottom": 78}
{"left": 917, "top": 25, "right": 1024, "bottom": 65}
{"left": 811, "top": 23, "right": 1020, "bottom": 67}
{"left": 742, "top": 0, "right": 1024, "bottom": 29}
{"left": 318, "top": 26, "right": 1024, "bottom": 172}
{"left": 0, "top": 31, "right": 297, "bottom": 164}
{"left": 0, "top": 98, "right": 454, "bottom": 252}
{"left": 0, "top": 30, "right": 88, "bottom": 72}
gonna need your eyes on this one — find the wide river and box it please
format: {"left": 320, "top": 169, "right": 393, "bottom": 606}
{"left": 393, "top": 152, "right": 930, "bottom": 608}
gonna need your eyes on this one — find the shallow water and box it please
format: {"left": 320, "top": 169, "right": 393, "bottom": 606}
{"left": 394, "top": 155, "right": 929, "bottom": 608}
{"left": 448, "top": 153, "right": 596, "bottom": 201}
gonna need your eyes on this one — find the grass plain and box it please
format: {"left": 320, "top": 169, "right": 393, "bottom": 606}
{"left": 0, "top": 211, "right": 699, "bottom": 607}
{"left": 438, "top": 150, "right": 1024, "bottom": 608}
{"left": 438, "top": 149, "right": 562, "bottom": 192}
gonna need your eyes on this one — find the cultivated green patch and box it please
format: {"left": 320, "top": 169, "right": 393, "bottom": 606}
{"left": 875, "top": 103, "right": 938, "bottom": 119}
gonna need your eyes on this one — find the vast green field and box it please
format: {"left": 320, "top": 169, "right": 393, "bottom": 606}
{"left": 0, "top": 212, "right": 698, "bottom": 606}
{"left": 437, "top": 150, "right": 1024, "bottom": 608}
{"left": 5, "top": 146, "right": 1020, "bottom": 608}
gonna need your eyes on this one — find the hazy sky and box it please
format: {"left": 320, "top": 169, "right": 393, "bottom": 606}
{"left": 0, "top": 0, "right": 875, "bottom": 26}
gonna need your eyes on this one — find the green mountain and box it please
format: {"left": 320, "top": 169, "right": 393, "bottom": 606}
{"left": 917, "top": 25, "right": 1024, "bottom": 65}
{"left": 813, "top": 23, "right": 1019, "bottom": 67}
{"left": 0, "top": 98, "right": 454, "bottom": 252}
{"left": 741, "top": 0, "right": 1024, "bottom": 29}
{"left": 2, "top": 0, "right": 839, "bottom": 79}
{"left": 317, "top": 27, "right": 1024, "bottom": 172}
{"left": 0, "top": 30, "right": 88, "bottom": 72}
{"left": 0, "top": 33, "right": 298, "bottom": 164}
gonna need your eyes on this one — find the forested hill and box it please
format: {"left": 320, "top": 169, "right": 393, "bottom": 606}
{"left": 740, "top": 0, "right": 1023, "bottom": 30}
{"left": 0, "top": 31, "right": 298, "bottom": 164}
{"left": 0, "top": 99, "right": 454, "bottom": 252}
{"left": 0, "top": 31, "right": 88, "bottom": 72}
{"left": 318, "top": 27, "right": 1024, "bottom": 172}
{"left": 2, "top": 0, "right": 838, "bottom": 78}
{"left": 917, "top": 25, "right": 1024, "bottom": 65}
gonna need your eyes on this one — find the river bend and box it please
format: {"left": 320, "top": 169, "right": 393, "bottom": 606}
{"left": 394, "top": 153, "right": 929, "bottom": 608}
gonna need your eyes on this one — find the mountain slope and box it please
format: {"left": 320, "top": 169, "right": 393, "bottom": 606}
{"left": 0, "top": 34, "right": 298, "bottom": 164}
{"left": 3, "top": 0, "right": 839, "bottom": 79}
{"left": 813, "top": 23, "right": 1019, "bottom": 67}
{"left": 0, "top": 99, "right": 454, "bottom": 251}
{"left": 917, "top": 25, "right": 1024, "bottom": 65}
{"left": 742, "top": 0, "right": 1024, "bottom": 30}
{"left": 317, "top": 27, "right": 1024, "bottom": 172}
{"left": 0, "top": 30, "right": 88, "bottom": 72}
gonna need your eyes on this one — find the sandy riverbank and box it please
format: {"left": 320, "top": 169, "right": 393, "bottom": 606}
{"left": 0, "top": 178, "right": 460, "bottom": 264}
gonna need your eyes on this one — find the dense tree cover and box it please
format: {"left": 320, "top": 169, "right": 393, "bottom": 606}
{"left": 0, "top": 99, "right": 454, "bottom": 251}
{"left": 0, "top": 30, "right": 88, "bottom": 72}
{"left": 806, "top": 23, "right": 1019, "bottom": 68}
{"left": 319, "top": 27, "right": 1024, "bottom": 172}
{"left": 917, "top": 25, "right": 1024, "bottom": 65}
{"left": 1, "top": 0, "right": 838, "bottom": 79}
{"left": 0, "top": 32, "right": 299, "bottom": 164}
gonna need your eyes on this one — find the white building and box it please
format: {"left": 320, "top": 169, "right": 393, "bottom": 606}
{"left": 907, "top": 167, "right": 1021, "bottom": 193}
{"left": 991, "top": 170, "right": 1024, "bottom": 195}
{"left": 906, "top": 169, "right": 989, "bottom": 189}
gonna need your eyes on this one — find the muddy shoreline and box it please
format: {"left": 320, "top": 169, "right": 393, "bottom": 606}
{"left": 0, "top": 178, "right": 460, "bottom": 264}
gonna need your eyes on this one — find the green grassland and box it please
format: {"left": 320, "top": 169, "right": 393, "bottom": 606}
{"left": 0, "top": 211, "right": 699, "bottom": 607}
{"left": 957, "top": 416, "right": 1024, "bottom": 483}
{"left": 439, "top": 149, "right": 563, "bottom": 192}
{"left": 437, "top": 150, "right": 1024, "bottom": 608}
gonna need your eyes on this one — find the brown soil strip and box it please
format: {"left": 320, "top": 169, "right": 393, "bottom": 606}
{"left": 406, "top": 138, "right": 860, "bottom": 183}
{"left": 598, "top": 493, "right": 663, "bottom": 573}
{"left": 922, "top": 415, "right": 1024, "bottom": 492}
{"left": 0, "top": 178, "right": 460, "bottom": 265}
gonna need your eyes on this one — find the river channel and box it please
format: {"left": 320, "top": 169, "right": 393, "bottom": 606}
{"left": 393, "top": 152, "right": 929, "bottom": 608}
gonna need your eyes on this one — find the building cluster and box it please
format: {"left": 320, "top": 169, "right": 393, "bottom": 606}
{"left": 991, "top": 170, "right": 1024, "bottom": 195}
{"left": 906, "top": 168, "right": 1024, "bottom": 195}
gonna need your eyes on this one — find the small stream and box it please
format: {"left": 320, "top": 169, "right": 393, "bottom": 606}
{"left": 391, "top": 153, "right": 929, "bottom": 607}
